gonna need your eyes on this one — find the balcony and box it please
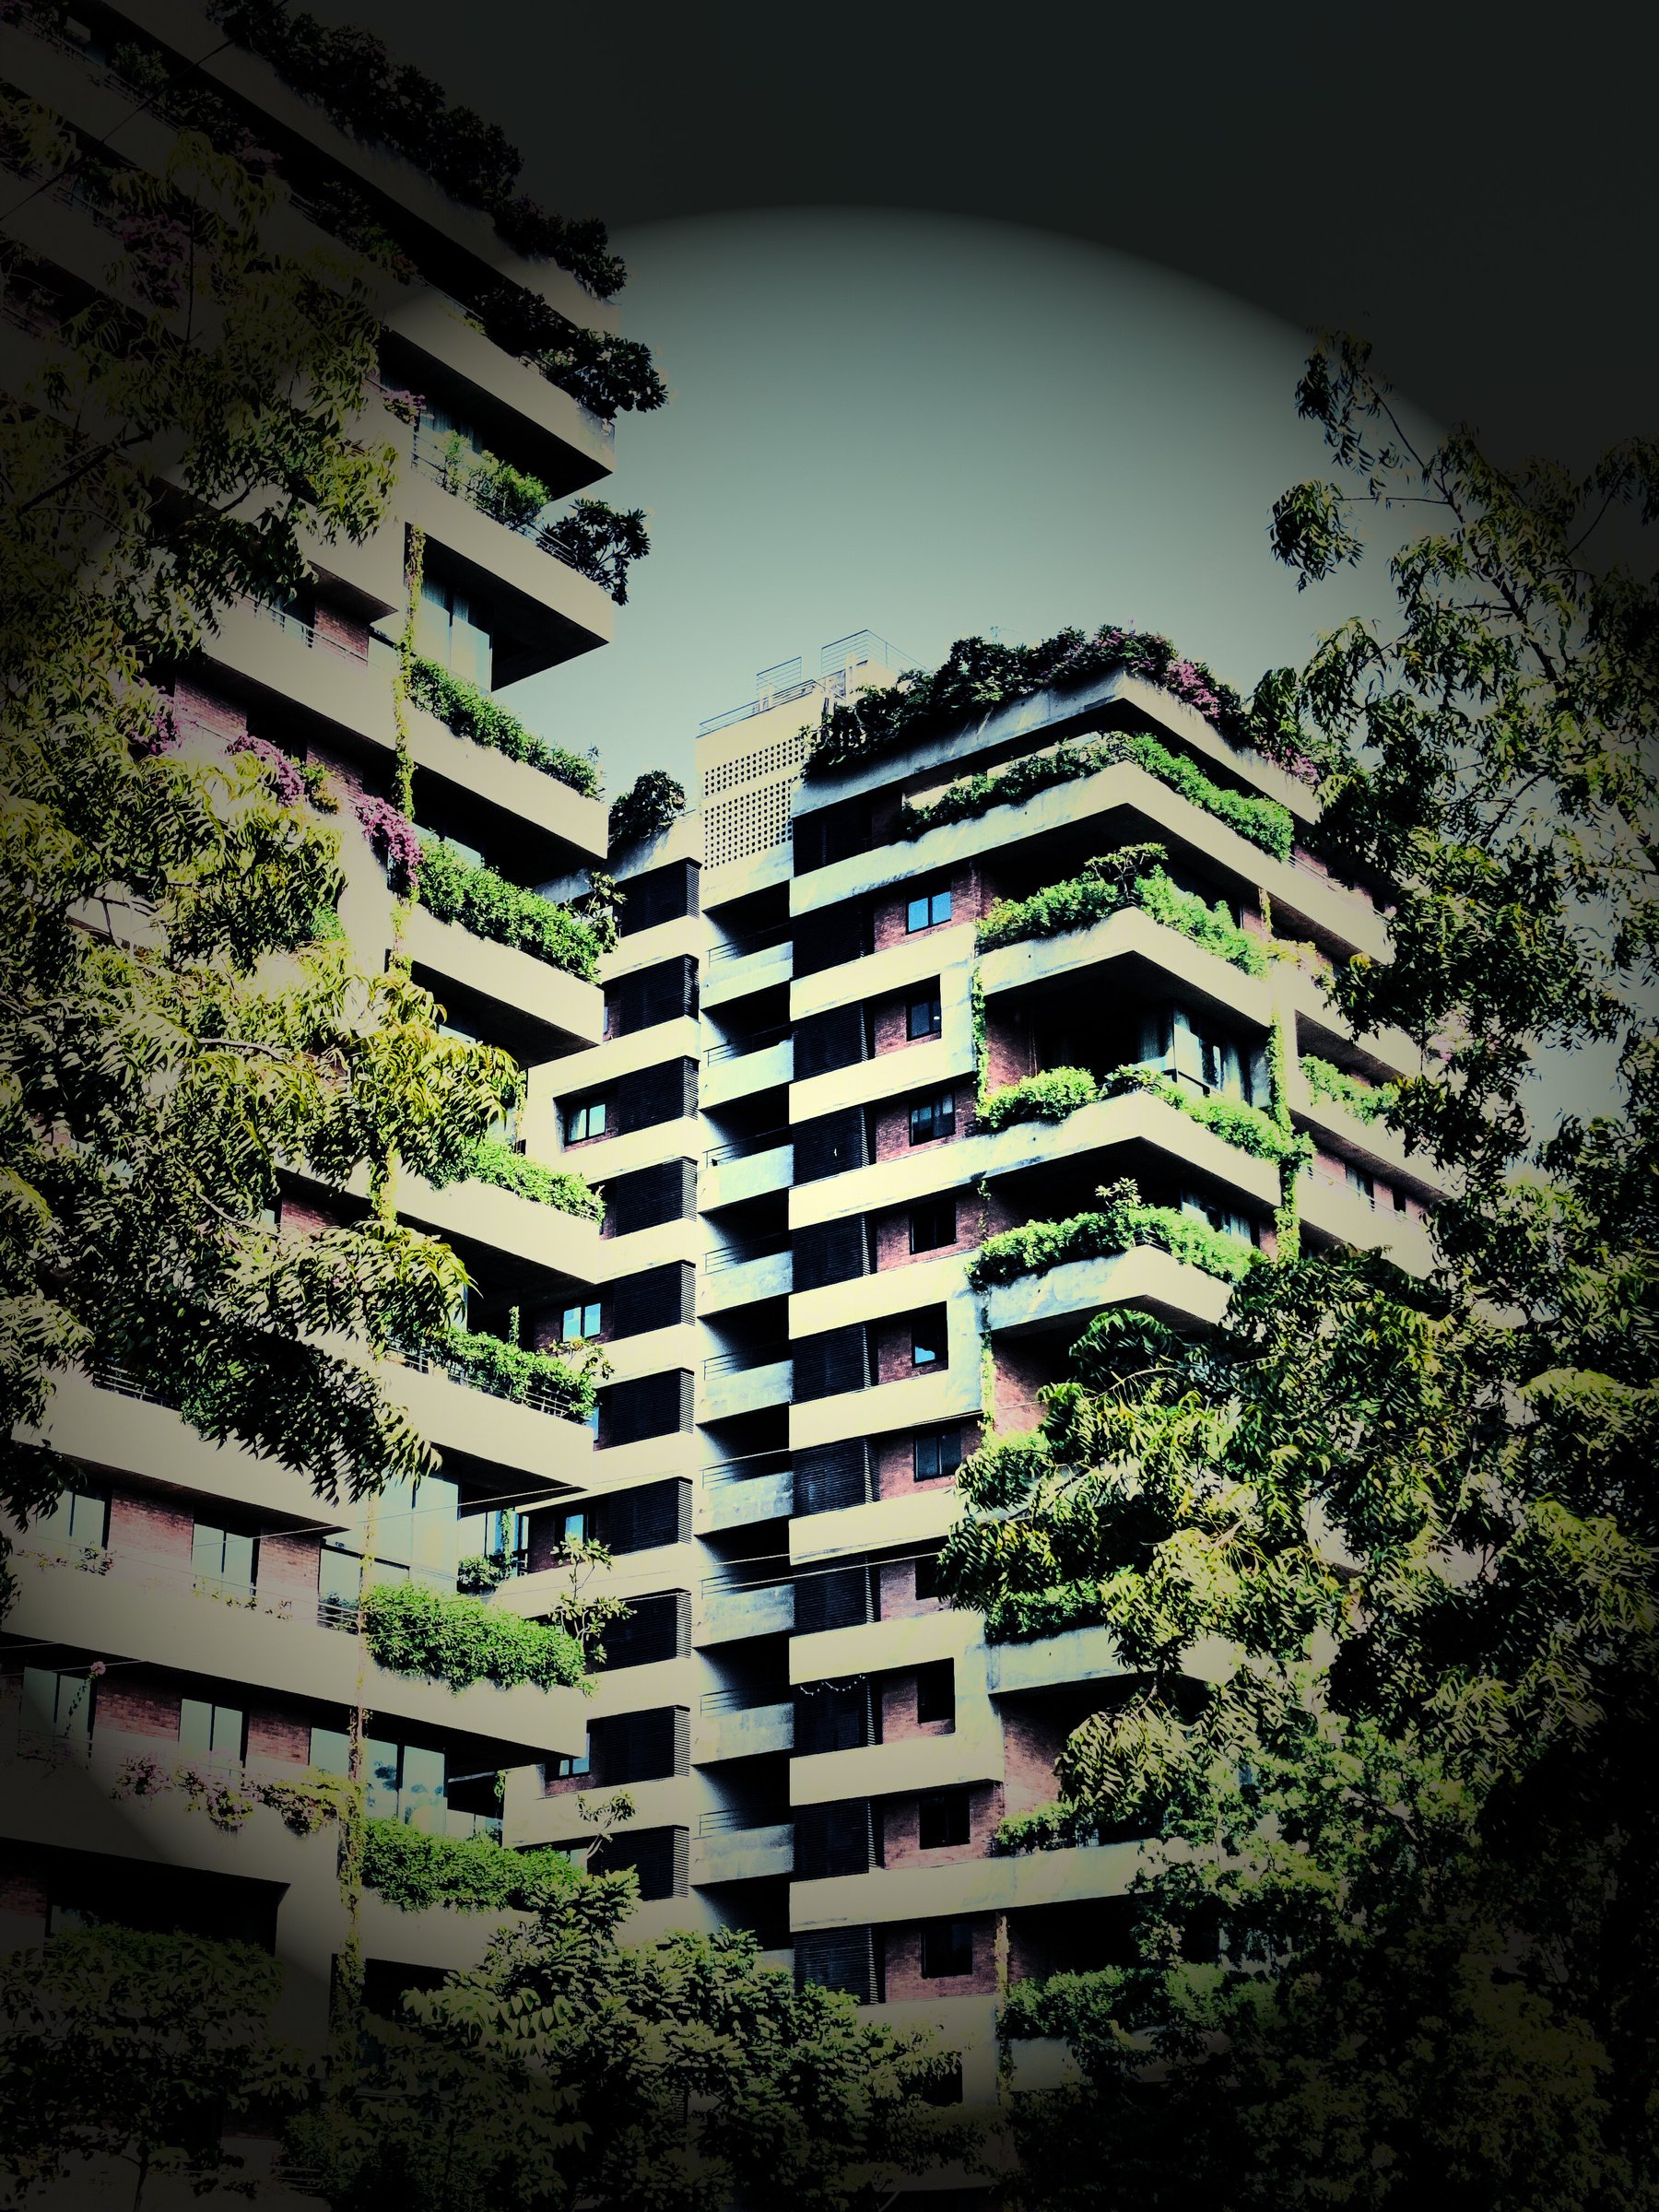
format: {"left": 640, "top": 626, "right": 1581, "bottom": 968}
{"left": 401, "top": 903, "right": 604, "bottom": 1050}
{"left": 790, "top": 1838, "right": 1143, "bottom": 1934}
{"left": 977, "top": 905, "right": 1274, "bottom": 1031}
{"left": 700, "top": 1239, "right": 792, "bottom": 1314}
{"left": 4, "top": 1543, "right": 587, "bottom": 1757}
{"left": 695, "top": 1692, "right": 794, "bottom": 1761}
{"left": 699, "top": 1137, "right": 793, "bottom": 1212}
{"left": 698, "top": 1460, "right": 794, "bottom": 1535}
{"left": 700, "top": 1347, "right": 793, "bottom": 1423}
{"left": 701, "top": 1030, "right": 794, "bottom": 1110}
{"left": 379, "top": 1351, "right": 597, "bottom": 1487}
{"left": 692, "top": 1814, "right": 794, "bottom": 1885}
{"left": 700, "top": 1577, "right": 795, "bottom": 1643}
{"left": 1296, "top": 1170, "right": 1437, "bottom": 1274}
{"left": 980, "top": 1244, "right": 1234, "bottom": 1338}
{"left": 701, "top": 933, "right": 793, "bottom": 1010}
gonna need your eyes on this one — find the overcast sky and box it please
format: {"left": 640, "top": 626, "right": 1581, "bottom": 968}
{"left": 508, "top": 208, "right": 1413, "bottom": 799}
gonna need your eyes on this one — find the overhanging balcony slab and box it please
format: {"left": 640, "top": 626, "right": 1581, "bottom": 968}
{"left": 605, "top": 1324, "right": 700, "bottom": 1387}
{"left": 197, "top": 600, "right": 396, "bottom": 749}
{"left": 789, "top": 1606, "right": 980, "bottom": 1686}
{"left": 402, "top": 907, "right": 602, "bottom": 1052}
{"left": 383, "top": 1168, "right": 599, "bottom": 1277}
{"left": 508, "top": 1771, "right": 695, "bottom": 1850}
{"left": 790, "top": 1724, "right": 1004, "bottom": 1807}
{"left": 407, "top": 705, "right": 607, "bottom": 863}
{"left": 702, "top": 938, "right": 793, "bottom": 1010}
{"left": 1296, "top": 1174, "right": 1436, "bottom": 1274}
{"left": 700, "top": 1581, "right": 794, "bottom": 1643}
{"left": 788, "top": 1003, "right": 974, "bottom": 1128}
{"left": 556, "top": 1018, "right": 700, "bottom": 1096}
{"left": 26, "top": 1373, "right": 353, "bottom": 1535}
{"left": 978, "top": 905, "right": 1273, "bottom": 1030}
{"left": 981, "top": 1244, "right": 1235, "bottom": 1337}
{"left": 789, "top": 923, "right": 975, "bottom": 1026}
{"left": 1280, "top": 964, "right": 1426, "bottom": 1082}
{"left": 595, "top": 1217, "right": 700, "bottom": 1284}
{"left": 380, "top": 1358, "right": 596, "bottom": 1488}
{"left": 790, "top": 1484, "right": 960, "bottom": 1567}
{"left": 600, "top": 916, "right": 704, "bottom": 982}
{"left": 699, "top": 1143, "right": 793, "bottom": 1212}
{"left": 569, "top": 1656, "right": 698, "bottom": 1722}
{"left": 701, "top": 1036, "right": 793, "bottom": 1111}
{"left": 6, "top": 1552, "right": 586, "bottom": 1757}
{"left": 983, "top": 1621, "right": 1236, "bottom": 1693}
{"left": 700, "top": 1248, "right": 792, "bottom": 1315}
{"left": 790, "top": 1839, "right": 1142, "bottom": 1933}
{"left": 699, "top": 1357, "right": 792, "bottom": 1424}
{"left": 695, "top": 1700, "right": 794, "bottom": 1761}
{"left": 697, "top": 1467, "right": 794, "bottom": 1535}
{"left": 1286, "top": 1068, "right": 1445, "bottom": 1199}
{"left": 692, "top": 1822, "right": 793, "bottom": 1885}
{"left": 788, "top": 1253, "right": 971, "bottom": 1342}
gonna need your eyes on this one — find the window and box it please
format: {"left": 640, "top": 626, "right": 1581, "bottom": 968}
{"left": 33, "top": 1474, "right": 107, "bottom": 1553}
{"left": 416, "top": 572, "right": 493, "bottom": 689}
{"left": 561, "top": 1301, "right": 603, "bottom": 1341}
{"left": 909, "top": 1199, "right": 957, "bottom": 1254}
{"left": 1182, "top": 1192, "right": 1253, "bottom": 1244}
{"left": 310, "top": 1728, "right": 446, "bottom": 1827}
{"left": 549, "top": 1745, "right": 591, "bottom": 1780}
{"left": 1347, "top": 1163, "right": 1376, "bottom": 1207}
{"left": 1164, "top": 1006, "right": 1245, "bottom": 1100}
{"left": 909, "top": 1089, "right": 955, "bottom": 1146}
{"left": 915, "top": 1659, "right": 955, "bottom": 1724}
{"left": 545, "top": 1507, "right": 589, "bottom": 1553}
{"left": 912, "top": 1430, "right": 962, "bottom": 1483}
{"left": 911, "top": 1315, "right": 947, "bottom": 1370}
{"left": 919, "top": 1791, "right": 971, "bottom": 1850}
{"left": 914, "top": 1553, "right": 941, "bottom": 1602}
{"left": 565, "top": 1096, "right": 607, "bottom": 1144}
{"left": 906, "top": 991, "right": 943, "bottom": 1041}
{"left": 192, "top": 1521, "right": 256, "bottom": 1602}
{"left": 20, "top": 1666, "right": 94, "bottom": 1759}
{"left": 906, "top": 885, "right": 953, "bottom": 933}
{"left": 920, "top": 1918, "right": 973, "bottom": 1979}
{"left": 179, "top": 1698, "right": 243, "bottom": 1762}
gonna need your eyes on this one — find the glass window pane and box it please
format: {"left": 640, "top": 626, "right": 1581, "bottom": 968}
{"left": 309, "top": 1726, "right": 350, "bottom": 1777}
{"left": 179, "top": 1697, "right": 213, "bottom": 1756}
{"left": 192, "top": 1524, "right": 225, "bottom": 1577}
{"left": 366, "top": 1737, "right": 400, "bottom": 1818}
{"left": 931, "top": 889, "right": 952, "bottom": 926}
{"left": 410, "top": 1476, "right": 458, "bottom": 1580}
{"left": 401, "top": 1744, "right": 445, "bottom": 1818}
{"left": 906, "top": 896, "right": 929, "bottom": 933}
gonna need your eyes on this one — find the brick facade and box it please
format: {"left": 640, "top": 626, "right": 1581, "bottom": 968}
{"left": 97, "top": 1675, "right": 182, "bottom": 1742}
{"left": 247, "top": 1708, "right": 311, "bottom": 1764}
{"left": 258, "top": 1531, "right": 322, "bottom": 1605}
{"left": 881, "top": 1782, "right": 1003, "bottom": 1868}
{"left": 108, "top": 1491, "right": 193, "bottom": 1564}
{"left": 879, "top": 1668, "right": 954, "bottom": 1742}
{"left": 872, "top": 1191, "right": 988, "bottom": 1272}
{"left": 882, "top": 1915, "right": 997, "bottom": 2000}
{"left": 871, "top": 1315, "right": 947, "bottom": 1385}
{"left": 872, "top": 1423, "right": 977, "bottom": 1500}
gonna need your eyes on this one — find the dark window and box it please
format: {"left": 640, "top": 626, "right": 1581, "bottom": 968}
{"left": 34, "top": 1475, "right": 108, "bottom": 1552}
{"left": 549, "top": 1742, "right": 591, "bottom": 1779}
{"left": 914, "top": 1553, "right": 941, "bottom": 1602}
{"left": 907, "top": 992, "right": 943, "bottom": 1041}
{"left": 920, "top": 2059, "right": 965, "bottom": 2106}
{"left": 919, "top": 1792, "right": 971, "bottom": 1850}
{"left": 920, "top": 1919, "right": 973, "bottom": 1979}
{"left": 1347, "top": 1163, "right": 1376, "bottom": 1206}
{"left": 913, "top": 1430, "right": 963, "bottom": 1483}
{"left": 912, "top": 1315, "right": 947, "bottom": 1369}
{"left": 566, "top": 1096, "right": 606, "bottom": 1143}
{"left": 561, "top": 1300, "right": 602, "bottom": 1340}
{"left": 179, "top": 1698, "right": 244, "bottom": 1761}
{"left": 192, "top": 1521, "right": 256, "bottom": 1601}
{"left": 909, "top": 1199, "right": 957, "bottom": 1254}
{"left": 915, "top": 1660, "right": 955, "bottom": 1724}
{"left": 909, "top": 1089, "right": 955, "bottom": 1146}
{"left": 906, "top": 886, "right": 953, "bottom": 933}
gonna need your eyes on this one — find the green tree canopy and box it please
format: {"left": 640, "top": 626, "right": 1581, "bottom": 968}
{"left": 940, "top": 337, "right": 1659, "bottom": 2205}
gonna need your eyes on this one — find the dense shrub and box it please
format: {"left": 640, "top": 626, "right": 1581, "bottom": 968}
{"left": 976, "top": 1065, "right": 1100, "bottom": 1132}
{"left": 977, "top": 859, "right": 1267, "bottom": 976}
{"left": 903, "top": 725, "right": 1294, "bottom": 861}
{"left": 607, "top": 768, "right": 687, "bottom": 851}
{"left": 805, "top": 624, "right": 1250, "bottom": 777}
{"left": 360, "top": 1818, "right": 581, "bottom": 1911}
{"left": 361, "top": 1580, "right": 586, "bottom": 1691}
{"left": 967, "top": 1178, "right": 1259, "bottom": 1290}
{"left": 406, "top": 656, "right": 599, "bottom": 795}
{"left": 1301, "top": 1053, "right": 1397, "bottom": 1124}
{"left": 439, "top": 1137, "right": 602, "bottom": 1218}
{"left": 433, "top": 1324, "right": 595, "bottom": 1417}
{"left": 416, "top": 841, "right": 603, "bottom": 977}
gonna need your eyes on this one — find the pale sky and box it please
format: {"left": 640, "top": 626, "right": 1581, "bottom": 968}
{"left": 509, "top": 208, "right": 1409, "bottom": 797}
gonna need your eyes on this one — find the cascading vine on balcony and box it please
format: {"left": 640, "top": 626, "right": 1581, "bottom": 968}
{"left": 976, "top": 853, "right": 1267, "bottom": 975}
{"left": 966, "top": 1179, "right": 1261, "bottom": 1290}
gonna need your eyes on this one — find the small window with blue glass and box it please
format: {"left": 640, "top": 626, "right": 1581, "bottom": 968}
{"left": 906, "top": 884, "right": 953, "bottom": 933}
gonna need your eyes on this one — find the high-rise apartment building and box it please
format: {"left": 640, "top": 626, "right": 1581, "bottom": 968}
{"left": 0, "top": 0, "right": 641, "bottom": 2037}
{"left": 518, "top": 635, "right": 1439, "bottom": 2123}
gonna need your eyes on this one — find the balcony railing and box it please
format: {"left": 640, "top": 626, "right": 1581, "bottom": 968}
{"left": 702, "top": 1345, "right": 791, "bottom": 1380}
{"left": 394, "top": 1342, "right": 585, "bottom": 1421}
{"left": 707, "top": 928, "right": 792, "bottom": 966}
{"left": 241, "top": 594, "right": 395, "bottom": 667}
{"left": 703, "top": 1129, "right": 790, "bottom": 1168}
{"left": 699, "top": 1688, "right": 783, "bottom": 1715}
{"left": 698, "top": 1806, "right": 790, "bottom": 1835}
{"left": 700, "top": 1451, "right": 792, "bottom": 1488}
{"left": 704, "top": 1025, "right": 791, "bottom": 1065}
{"left": 703, "top": 1234, "right": 791, "bottom": 1272}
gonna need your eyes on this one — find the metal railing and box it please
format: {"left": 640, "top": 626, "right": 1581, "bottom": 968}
{"left": 697, "top": 1806, "right": 790, "bottom": 1836}
{"left": 700, "top": 1452, "right": 791, "bottom": 1488}
{"left": 240, "top": 594, "right": 391, "bottom": 668}
{"left": 703, "top": 1129, "right": 789, "bottom": 1168}
{"left": 704, "top": 1025, "right": 791, "bottom": 1065}
{"left": 706, "top": 928, "right": 792, "bottom": 966}
{"left": 394, "top": 1342, "right": 586, "bottom": 1422}
{"left": 408, "top": 429, "right": 611, "bottom": 585}
{"left": 703, "top": 1235, "right": 790, "bottom": 1273}
{"left": 702, "top": 1344, "right": 791, "bottom": 1380}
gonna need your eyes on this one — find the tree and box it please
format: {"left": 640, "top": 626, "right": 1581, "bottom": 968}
{"left": 0, "top": 1925, "right": 310, "bottom": 2209}
{"left": 0, "top": 87, "right": 524, "bottom": 1597}
{"left": 297, "top": 1867, "right": 980, "bottom": 2211}
{"left": 940, "top": 337, "right": 1659, "bottom": 2203}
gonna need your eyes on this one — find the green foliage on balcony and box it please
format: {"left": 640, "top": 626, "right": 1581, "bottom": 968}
{"left": 361, "top": 1580, "right": 586, "bottom": 1692}
{"left": 967, "top": 1178, "right": 1260, "bottom": 1291}
{"left": 406, "top": 655, "right": 599, "bottom": 795}
{"left": 975, "top": 1063, "right": 1308, "bottom": 1170}
{"left": 415, "top": 840, "right": 604, "bottom": 977}
{"left": 976, "top": 852, "right": 1267, "bottom": 976}
{"left": 904, "top": 726, "right": 1294, "bottom": 860}
{"left": 1301, "top": 1053, "right": 1398, "bottom": 1125}
{"left": 431, "top": 1324, "right": 596, "bottom": 1417}
{"left": 360, "top": 1818, "right": 581, "bottom": 1912}
{"left": 804, "top": 623, "right": 1250, "bottom": 777}
{"left": 608, "top": 768, "right": 688, "bottom": 852}
{"left": 439, "top": 1136, "right": 603, "bottom": 1218}
{"left": 989, "top": 1800, "right": 1119, "bottom": 1853}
